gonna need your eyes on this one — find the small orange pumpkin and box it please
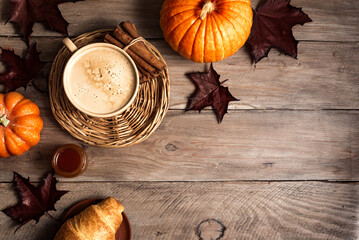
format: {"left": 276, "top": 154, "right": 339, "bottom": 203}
{"left": 0, "top": 92, "right": 43, "bottom": 157}
{"left": 160, "top": 0, "right": 253, "bottom": 63}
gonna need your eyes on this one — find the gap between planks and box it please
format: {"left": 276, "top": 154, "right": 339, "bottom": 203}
{"left": 2, "top": 35, "right": 359, "bottom": 43}
{"left": 1, "top": 181, "right": 358, "bottom": 240}
{"left": 1, "top": 180, "right": 358, "bottom": 184}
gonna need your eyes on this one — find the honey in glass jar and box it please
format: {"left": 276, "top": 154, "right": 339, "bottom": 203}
{"left": 52, "top": 144, "right": 88, "bottom": 178}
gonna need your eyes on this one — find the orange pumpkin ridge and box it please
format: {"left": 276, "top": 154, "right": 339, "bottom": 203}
{"left": 0, "top": 92, "right": 43, "bottom": 158}
{"left": 209, "top": 15, "right": 225, "bottom": 61}
{"left": 211, "top": 13, "right": 232, "bottom": 59}
{"left": 160, "top": 0, "right": 253, "bottom": 63}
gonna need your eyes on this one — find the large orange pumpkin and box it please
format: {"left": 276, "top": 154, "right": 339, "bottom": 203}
{"left": 0, "top": 92, "right": 43, "bottom": 157}
{"left": 160, "top": 0, "right": 253, "bottom": 63}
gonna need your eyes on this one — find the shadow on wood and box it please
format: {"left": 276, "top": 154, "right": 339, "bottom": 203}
{"left": 133, "top": 0, "right": 162, "bottom": 36}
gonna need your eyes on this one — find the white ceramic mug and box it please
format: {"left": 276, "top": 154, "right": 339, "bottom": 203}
{"left": 62, "top": 38, "right": 139, "bottom": 118}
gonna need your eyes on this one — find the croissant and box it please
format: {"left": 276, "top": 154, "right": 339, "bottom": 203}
{"left": 54, "top": 197, "right": 124, "bottom": 240}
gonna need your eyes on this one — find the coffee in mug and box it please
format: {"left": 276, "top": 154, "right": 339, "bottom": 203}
{"left": 63, "top": 39, "right": 139, "bottom": 117}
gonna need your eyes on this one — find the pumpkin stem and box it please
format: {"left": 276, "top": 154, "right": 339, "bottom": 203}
{"left": 200, "top": 1, "right": 215, "bottom": 20}
{"left": 0, "top": 114, "right": 10, "bottom": 127}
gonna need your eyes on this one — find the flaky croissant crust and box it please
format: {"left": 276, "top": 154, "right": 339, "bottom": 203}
{"left": 54, "top": 197, "right": 124, "bottom": 240}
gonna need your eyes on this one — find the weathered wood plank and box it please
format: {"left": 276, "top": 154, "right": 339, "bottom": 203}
{"left": 1, "top": 38, "right": 358, "bottom": 110}
{"left": 0, "top": 181, "right": 358, "bottom": 239}
{"left": 0, "top": 101, "right": 358, "bottom": 182}
{"left": 163, "top": 41, "right": 359, "bottom": 110}
{"left": 0, "top": 0, "right": 358, "bottom": 41}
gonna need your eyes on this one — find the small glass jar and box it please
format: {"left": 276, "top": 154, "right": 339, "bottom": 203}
{"left": 52, "top": 144, "right": 88, "bottom": 178}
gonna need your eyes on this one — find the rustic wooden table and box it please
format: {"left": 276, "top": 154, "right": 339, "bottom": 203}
{"left": 0, "top": 0, "right": 358, "bottom": 239}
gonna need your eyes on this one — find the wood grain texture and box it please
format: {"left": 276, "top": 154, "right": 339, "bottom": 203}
{"left": 0, "top": 181, "right": 358, "bottom": 240}
{"left": 1, "top": 38, "right": 358, "bottom": 110}
{"left": 0, "top": 101, "right": 358, "bottom": 182}
{"left": 0, "top": 0, "right": 358, "bottom": 239}
{"left": 0, "top": 0, "right": 358, "bottom": 41}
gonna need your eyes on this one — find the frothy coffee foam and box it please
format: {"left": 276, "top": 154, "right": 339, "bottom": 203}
{"left": 67, "top": 46, "right": 136, "bottom": 115}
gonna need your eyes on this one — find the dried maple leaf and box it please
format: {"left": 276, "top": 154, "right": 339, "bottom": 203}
{"left": 2, "top": 171, "right": 68, "bottom": 228}
{"left": 186, "top": 64, "right": 237, "bottom": 123}
{"left": 247, "top": 0, "right": 312, "bottom": 63}
{"left": 7, "top": 0, "right": 82, "bottom": 42}
{"left": 0, "top": 43, "right": 44, "bottom": 92}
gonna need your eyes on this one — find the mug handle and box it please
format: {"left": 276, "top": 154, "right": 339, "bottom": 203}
{"left": 63, "top": 37, "right": 78, "bottom": 53}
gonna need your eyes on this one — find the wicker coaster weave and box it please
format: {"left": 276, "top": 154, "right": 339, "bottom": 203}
{"left": 49, "top": 29, "right": 169, "bottom": 148}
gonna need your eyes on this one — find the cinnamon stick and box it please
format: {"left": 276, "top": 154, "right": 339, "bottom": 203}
{"left": 121, "top": 21, "right": 140, "bottom": 38}
{"left": 137, "top": 66, "right": 143, "bottom": 80}
{"left": 113, "top": 26, "right": 165, "bottom": 71}
{"left": 132, "top": 23, "right": 137, "bottom": 32}
{"left": 137, "top": 65, "right": 151, "bottom": 83}
{"left": 104, "top": 34, "right": 158, "bottom": 76}
{"left": 121, "top": 21, "right": 166, "bottom": 71}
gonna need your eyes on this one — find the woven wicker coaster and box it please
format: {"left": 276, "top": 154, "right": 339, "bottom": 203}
{"left": 49, "top": 30, "right": 169, "bottom": 148}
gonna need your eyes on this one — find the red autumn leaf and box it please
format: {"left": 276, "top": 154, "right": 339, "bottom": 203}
{"left": 0, "top": 43, "right": 44, "bottom": 92}
{"left": 247, "top": 0, "right": 312, "bottom": 63}
{"left": 7, "top": 0, "right": 82, "bottom": 42}
{"left": 186, "top": 64, "right": 237, "bottom": 123}
{"left": 2, "top": 171, "right": 68, "bottom": 228}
